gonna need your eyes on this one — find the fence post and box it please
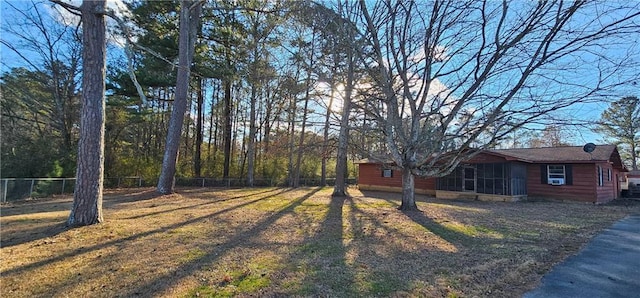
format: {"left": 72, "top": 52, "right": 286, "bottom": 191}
{"left": 138, "top": 177, "right": 142, "bottom": 187}
{"left": 62, "top": 179, "right": 66, "bottom": 195}
{"left": 2, "top": 179, "right": 7, "bottom": 203}
{"left": 30, "top": 179, "right": 35, "bottom": 197}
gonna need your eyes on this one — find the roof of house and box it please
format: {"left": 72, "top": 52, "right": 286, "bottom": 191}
{"left": 354, "top": 158, "right": 391, "bottom": 164}
{"left": 356, "top": 145, "right": 627, "bottom": 170}
{"left": 487, "top": 144, "right": 626, "bottom": 170}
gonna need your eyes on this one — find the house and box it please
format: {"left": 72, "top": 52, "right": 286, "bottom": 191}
{"left": 623, "top": 170, "right": 640, "bottom": 197}
{"left": 357, "top": 145, "right": 627, "bottom": 203}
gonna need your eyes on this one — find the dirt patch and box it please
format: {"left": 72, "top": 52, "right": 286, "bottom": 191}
{"left": 1, "top": 187, "right": 638, "bottom": 297}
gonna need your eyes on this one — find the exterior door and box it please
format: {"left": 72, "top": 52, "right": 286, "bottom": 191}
{"left": 463, "top": 166, "right": 476, "bottom": 192}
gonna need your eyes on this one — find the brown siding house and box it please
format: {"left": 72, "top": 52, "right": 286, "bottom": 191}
{"left": 358, "top": 162, "right": 436, "bottom": 195}
{"left": 357, "top": 145, "right": 627, "bottom": 203}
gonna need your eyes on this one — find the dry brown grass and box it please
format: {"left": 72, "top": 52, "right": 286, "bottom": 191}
{"left": 1, "top": 187, "right": 639, "bottom": 297}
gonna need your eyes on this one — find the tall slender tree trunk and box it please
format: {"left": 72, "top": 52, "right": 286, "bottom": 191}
{"left": 293, "top": 91, "right": 310, "bottom": 187}
{"left": 209, "top": 81, "right": 220, "bottom": 175}
{"left": 262, "top": 94, "right": 273, "bottom": 179}
{"left": 247, "top": 83, "right": 257, "bottom": 186}
{"left": 157, "top": 0, "right": 202, "bottom": 194}
{"left": 321, "top": 84, "right": 335, "bottom": 186}
{"left": 194, "top": 78, "right": 204, "bottom": 177}
{"left": 183, "top": 90, "right": 192, "bottom": 169}
{"left": 631, "top": 142, "right": 638, "bottom": 171}
{"left": 67, "top": 0, "right": 107, "bottom": 227}
{"left": 333, "top": 52, "right": 354, "bottom": 197}
{"left": 333, "top": 6, "right": 355, "bottom": 196}
{"left": 222, "top": 80, "right": 232, "bottom": 179}
{"left": 293, "top": 31, "right": 316, "bottom": 188}
{"left": 287, "top": 94, "right": 296, "bottom": 187}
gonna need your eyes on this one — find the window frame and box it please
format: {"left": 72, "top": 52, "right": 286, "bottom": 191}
{"left": 597, "top": 165, "right": 604, "bottom": 186}
{"left": 547, "top": 165, "right": 566, "bottom": 184}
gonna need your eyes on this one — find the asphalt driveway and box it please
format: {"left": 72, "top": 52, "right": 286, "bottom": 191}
{"left": 524, "top": 214, "right": 640, "bottom": 297}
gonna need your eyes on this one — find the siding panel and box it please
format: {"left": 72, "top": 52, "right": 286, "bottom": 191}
{"left": 528, "top": 163, "right": 597, "bottom": 202}
{"left": 357, "top": 163, "right": 435, "bottom": 193}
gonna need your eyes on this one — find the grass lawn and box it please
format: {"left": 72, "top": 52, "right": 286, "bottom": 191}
{"left": 1, "top": 187, "right": 639, "bottom": 297}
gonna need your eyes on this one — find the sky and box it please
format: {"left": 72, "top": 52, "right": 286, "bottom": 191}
{"left": 0, "top": 0, "right": 130, "bottom": 70}
{"left": 1, "top": 0, "right": 638, "bottom": 148}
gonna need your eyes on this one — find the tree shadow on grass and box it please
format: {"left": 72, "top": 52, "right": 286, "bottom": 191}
{"left": 0, "top": 222, "right": 68, "bottom": 248}
{"left": 289, "top": 195, "right": 418, "bottom": 296}
{"left": 1, "top": 198, "right": 73, "bottom": 217}
{"left": 354, "top": 190, "right": 487, "bottom": 248}
{"left": 0, "top": 187, "right": 295, "bottom": 277}
{"left": 402, "top": 209, "right": 477, "bottom": 247}
{"left": 291, "top": 195, "right": 357, "bottom": 296}
{"left": 118, "top": 187, "right": 324, "bottom": 297}
{"left": 1, "top": 188, "right": 291, "bottom": 249}
{"left": 119, "top": 187, "right": 290, "bottom": 220}
{"left": 1, "top": 189, "right": 165, "bottom": 248}
{"left": 343, "top": 197, "right": 413, "bottom": 296}
{"left": 0, "top": 188, "right": 161, "bottom": 217}
{"left": 103, "top": 189, "right": 165, "bottom": 209}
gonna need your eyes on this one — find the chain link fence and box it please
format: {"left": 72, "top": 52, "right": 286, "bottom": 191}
{"left": 0, "top": 177, "right": 357, "bottom": 202}
{"left": 0, "top": 177, "right": 144, "bottom": 202}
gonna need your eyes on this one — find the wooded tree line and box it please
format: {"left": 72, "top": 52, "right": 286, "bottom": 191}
{"left": 2, "top": 0, "right": 363, "bottom": 186}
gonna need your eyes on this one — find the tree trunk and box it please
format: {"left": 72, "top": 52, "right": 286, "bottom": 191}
{"left": 287, "top": 94, "right": 296, "bottom": 187}
{"left": 293, "top": 31, "right": 316, "bottom": 188}
{"left": 209, "top": 81, "right": 220, "bottom": 175}
{"left": 333, "top": 28, "right": 354, "bottom": 197}
{"left": 332, "top": 112, "right": 349, "bottom": 196}
{"left": 262, "top": 88, "right": 274, "bottom": 178}
{"left": 321, "top": 84, "right": 335, "bottom": 186}
{"left": 333, "top": 63, "right": 355, "bottom": 196}
{"left": 222, "top": 80, "right": 232, "bottom": 179}
{"left": 194, "top": 78, "right": 204, "bottom": 177}
{"left": 67, "top": 0, "right": 107, "bottom": 227}
{"left": 293, "top": 91, "right": 310, "bottom": 187}
{"left": 399, "top": 167, "right": 419, "bottom": 211}
{"left": 247, "top": 83, "right": 257, "bottom": 186}
{"left": 157, "top": 0, "right": 202, "bottom": 194}
{"left": 631, "top": 142, "right": 638, "bottom": 171}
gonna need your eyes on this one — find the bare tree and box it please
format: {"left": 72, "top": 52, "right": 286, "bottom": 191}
{"left": 157, "top": 0, "right": 203, "bottom": 194}
{"left": 527, "top": 125, "right": 572, "bottom": 148}
{"left": 356, "top": 0, "right": 640, "bottom": 210}
{"left": 67, "top": 0, "right": 107, "bottom": 226}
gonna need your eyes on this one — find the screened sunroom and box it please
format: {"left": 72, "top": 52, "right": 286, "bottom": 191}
{"left": 436, "top": 162, "right": 528, "bottom": 201}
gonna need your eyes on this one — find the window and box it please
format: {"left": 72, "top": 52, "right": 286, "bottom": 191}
{"left": 382, "top": 169, "right": 393, "bottom": 178}
{"left": 607, "top": 168, "right": 611, "bottom": 181}
{"left": 597, "top": 165, "right": 603, "bottom": 186}
{"left": 548, "top": 165, "right": 565, "bottom": 179}
{"left": 541, "top": 164, "right": 572, "bottom": 185}
{"left": 437, "top": 167, "right": 463, "bottom": 191}
{"left": 473, "top": 163, "right": 508, "bottom": 195}
{"left": 463, "top": 166, "right": 475, "bottom": 192}
{"left": 547, "top": 165, "right": 565, "bottom": 185}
